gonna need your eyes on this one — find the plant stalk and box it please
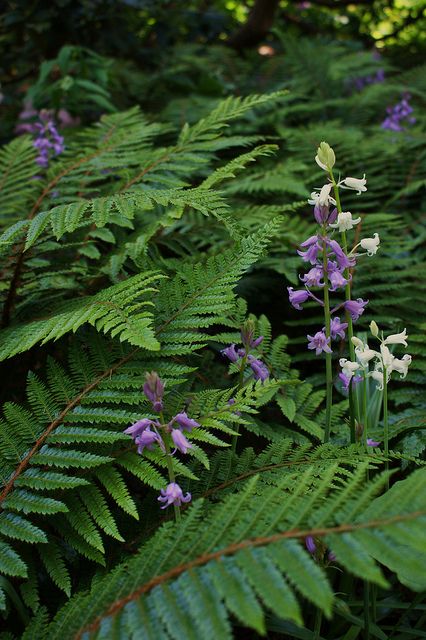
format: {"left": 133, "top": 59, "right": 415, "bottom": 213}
{"left": 231, "top": 354, "right": 248, "bottom": 453}
{"left": 383, "top": 365, "right": 389, "bottom": 489}
{"left": 160, "top": 412, "right": 181, "bottom": 523}
{"left": 322, "top": 237, "right": 333, "bottom": 443}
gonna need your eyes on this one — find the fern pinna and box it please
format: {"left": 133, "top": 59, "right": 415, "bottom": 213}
{"left": 0, "top": 85, "right": 424, "bottom": 640}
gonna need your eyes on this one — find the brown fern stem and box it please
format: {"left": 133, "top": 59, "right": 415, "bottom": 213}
{"left": 78, "top": 509, "right": 425, "bottom": 639}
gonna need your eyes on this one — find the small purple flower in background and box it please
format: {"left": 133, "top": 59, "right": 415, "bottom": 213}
{"left": 305, "top": 536, "right": 316, "bottom": 554}
{"left": 221, "top": 344, "right": 240, "bottom": 363}
{"left": 367, "top": 438, "right": 381, "bottom": 447}
{"left": 143, "top": 371, "right": 165, "bottom": 412}
{"left": 344, "top": 298, "right": 369, "bottom": 322}
{"left": 382, "top": 93, "right": 416, "bottom": 132}
{"left": 173, "top": 411, "right": 200, "bottom": 432}
{"left": 158, "top": 482, "right": 191, "bottom": 509}
{"left": 23, "top": 110, "right": 65, "bottom": 168}
{"left": 135, "top": 428, "right": 162, "bottom": 454}
{"left": 171, "top": 429, "right": 192, "bottom": 454}
{"left": 307, "top": 331, "right": 332, "bottom": 355}
{"left": 288, "top": 287, "right": 310, "bottom": 310}
{"left": 124, "top": 418, "right": 154, "bottom": 440}
{"left": 328, "top": 317, "right": 348, "bottom": 340}
{"left": 228, "top": 398, "right": 242, "bottom": 416}
{"left": 247, "top": 355, "right": 269, "bottom": 382}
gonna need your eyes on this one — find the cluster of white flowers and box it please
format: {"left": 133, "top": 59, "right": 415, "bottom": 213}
{"left": 340, "top": 323, "right": 412, "bottom": 391}
{"left": 310, "top": 142, "right": 379, "bottom": 257}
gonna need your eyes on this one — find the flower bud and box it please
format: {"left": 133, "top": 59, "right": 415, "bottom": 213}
{"left": 351, "top": 337, "right": 364, "bottom": 348}
{"left": 315, "top": 141, "right": 336, "bottom": 171}
{"left": 370, "top": 321, "right": 379, "bottom": 337}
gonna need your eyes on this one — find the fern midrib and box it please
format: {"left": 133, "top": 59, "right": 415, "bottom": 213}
{"left": 0, "top": 348, "right": 138, "bottom": 505}
{"left": 76, "top": 509, "right": 426, "bottom": 640}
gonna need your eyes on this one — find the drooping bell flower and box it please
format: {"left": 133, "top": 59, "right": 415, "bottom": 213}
{"left": 328, "top": 317, "right": 348, "bottom": 340}
{"left": 288, "top": 287, "right": 310, "bottom": 310}
{"left": 360, "top": 233, "right": 380, "bottom": 256}
{"left": 124, "top": 418, "right": 154, "bottom": 440}
{"left": 344, "top": 298, "right": 368, "bottom": 322}
{"left": 135, "top": 428, "right": 162, "bottom": 454}
{"left": 307, "top": 331, "right": 332, "bottom": 355}
{"left": 340, "top": 175, "right": 367, "bottom": 194}
{"left": 158, "top": 482, "right": 191, "bottom": 509}
{"left": 328, "top": 211, "right": 362, "bottom": 232}
{"left": 300, "top": 267, "right": 324, "bottom": 288}
{"left": 171, "top": 429, "right": 192, "bottom": 454}
{"left": 383, "top": 329, "right": 407, "bottom": 347}
{"left": 247, "top": 355, "right": 269, "bottom": 382}
{"left": 221, "top": 344, "right": 240, "bottom": 363}
{"left": 173, "top": 412, "right": 200, "bottom": 432}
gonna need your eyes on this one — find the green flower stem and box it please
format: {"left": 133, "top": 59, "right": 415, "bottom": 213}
{"left": 231, "top": 355, "right": 248, "bottom": 453}
{"left": 322, "top": 237, "right": 333, "bottom": 443}
{"left": 329, "top": 169, "right": 357, "bottom": 442}
{"left": 364, "top": 580, "right": 371, "bottom": 640}
{"left": 383, "top": 365, "right": 389, "bottom": 489}
{"left": 160, "top": 412, "right": 181, "bottom": 523}
{"left": 363, "top": 370, "right": 368, "bottom": 453}
{"left": 313, "top": 608, "right": 323, "bottom": 640}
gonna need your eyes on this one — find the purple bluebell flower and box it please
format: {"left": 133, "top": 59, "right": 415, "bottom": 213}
{"left": 247, "top": 355, "right": 269, "bottom": 382}
{"left": 327, "top": 239, "right": 356, "bottom": 270}
{"left": 328, "top": 268, "right": 349, "bottom": 292}
{"left": 344, "top": 298, "right": 368, "bottom": 322}
{"left": 305, "top": 536, "right": 316, "bottom": 554}
{"left": 171, "top": 429, "right": 192, "bottom": 454}
{"left": 297, "top": 236, "right": 320, "bottom": 264}
{"left": 135, "top": 428, "right": 162, "bottom": 454}
{"left": 339, "top": 372, "right": 362, "bottom": 392}
{"left": 314, "top": 204, "right": 338, "bottom": 225}
{"left": 367, "top": 438, "right": 381, "bottom": 447}
{"left": 173, "top": 412, "right": 200, "bottom": 432}
{"left": 221, "top": 344, "right": 240, "bottom": 363}
{"left": 143, "top": 371, "right": 165, "bottom": 412}
{"left": 307, "top": 331, "right": 332, "bottom": 356}
{"left": 124, "top": 418, "right": 153, "bottom": 440}
{"left": 158, "top": 482, "right": 191, "bottom": 509}
{"left": 300, "top": 266, "right": 324, "bottom": 288}
{"left": 328, "top": 550, "right": 336, "bottom": 562}
{"left": 288, "top": 287, "right": 310, "bottom": 310}
{"left": 329, "top": 317, "right": 348, "bottom": 340}
{"left": 382, "top": 93, "right": 415, "bottom": 132}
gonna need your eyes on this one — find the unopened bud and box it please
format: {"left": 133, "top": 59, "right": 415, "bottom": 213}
{"left": 315, "top": 141, "right": 336, "bottom": 171}
{"left": 370, "top": 321, "right": 379, "bottom": 337}
{"left": 351, "top": 337, "right": 364, "bottom": 348}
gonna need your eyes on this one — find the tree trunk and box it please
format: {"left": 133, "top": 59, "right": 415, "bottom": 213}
{"left": 227, "top": 0, "right": 281, "bottom": 50}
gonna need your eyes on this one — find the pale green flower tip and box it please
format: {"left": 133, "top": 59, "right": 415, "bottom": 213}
{"left": 315, "top": 141, "right": 336, "bottom": 171}
{"left": 370, "top": 320, "right": 379, "bottom": 337}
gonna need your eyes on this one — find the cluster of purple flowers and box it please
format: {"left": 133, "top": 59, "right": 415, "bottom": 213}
{"left": 16, "top": 105, "right": 65, "bottom": 168}
{"left": 123, "top": 372, "right": 198, "bottom": 510}
{"left": 221, "top": 323, "right": 269, "bottom": 382}
{"left": 288, "top": 203, "right": 368, "bottom": 356}
{"left": 381, "top": 93, "right": 416, "bottom": 132}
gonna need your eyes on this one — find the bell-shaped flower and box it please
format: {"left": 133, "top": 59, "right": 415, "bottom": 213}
{"left": 340, "top": 174, "right": 367, "bottom": 194}
{"left": 173, "top": 412, "right": 200, "bottom": 432}
{"left": 221, "top": 344, "right": 240, "bottom": 363}
{"left": 367, "top": 438, "right": 381, "bottom": 447}
{"left": 288, "top": 287, "right": 310, "bottom": 310}
{"left": 297, "top": 235, "right": 320, "bottom": 264}
{"left": 391, "top": 354, "right": 412, "bottom": 379}
{"left": 307, "top": 330, "right": 332, "bottom": 355}
{"left": 124, "top": 418, "right": 153, "bottom": 440}
{"left": 329, "top": 268, "right": 349, "bottom": 291}
{"left": 158, "top": 482, "right": 191, "bottom": 509}
{"left": 327, "top": 239, "right": 356, "bottom": 270}
{"left": 369, "top": 369, "right": 384, "bottom": 391}
{"left": 171, "top": 429, "right": 192, "bottom": 454}
{"left": 328, "top": 317, "right": 348, "bottom": 340}
{"left": 329, "top": 211, "right": 362, "bottom": 232}
{"left": 380, "top": 344, "right": 395, "bottom": 369}
{"left": 247, "top": 355, "right": 269, "bottom": 381}
{"left": 339, "top": 358, "right": 360, "bottom": 381}
{"left": 355, "top": 343, "right": 378, "bottom": 367}
{"left": 300, "top": 267, "right": 324, "bottom": 288}
{"left": 314, "top": 203, "right": 338, "bottom": 225}
{"left": 308, "top": 185, "right": 336, "bottom": 207}
{"left": 135, "top": 428, "right": 162, "bottom": 454}
{"left": 384, "top": 328, "right": 408, "bottom": 347}
{"left": 360, "top": 233, "right": 380, "bottom": 256}
{"left": 344, "top": 298, "right": 368, "bottom": 322}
